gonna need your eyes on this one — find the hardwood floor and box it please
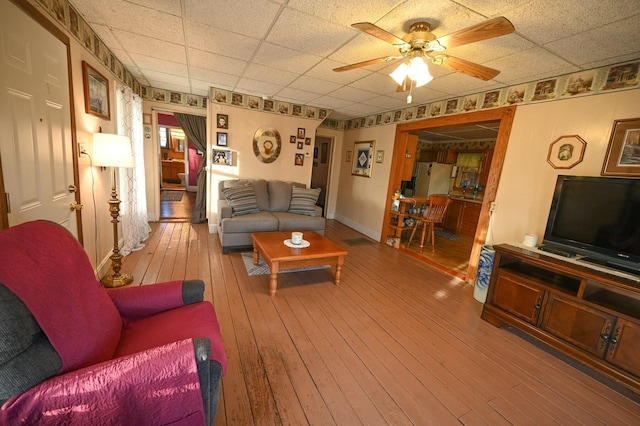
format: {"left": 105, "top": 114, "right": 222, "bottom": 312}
{"left": 160, "top": 188, "right": 195, "bottom": 221}
{"left": 119, "top": 221, "right": 640, "bottom": 425}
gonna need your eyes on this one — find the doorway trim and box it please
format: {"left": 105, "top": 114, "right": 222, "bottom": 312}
{"left": 383, "top": 106, "right": 517, "bottom": 284}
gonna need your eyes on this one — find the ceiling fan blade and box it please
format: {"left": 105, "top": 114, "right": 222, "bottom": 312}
{"left": 432, "top": 55, "right": 500, "bottom": 81}
{"left": 434, "top": 17, "right": 514, "bottom": 50}
{"left": 333, "top": 56, "right": 400, "bottom": 72}
{"left": 352, "top": 22, "right": 407, "bottom": 46}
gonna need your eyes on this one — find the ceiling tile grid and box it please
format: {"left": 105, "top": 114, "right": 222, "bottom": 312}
{"left": 61, "top": 0, "right": 640, "bottom": 120}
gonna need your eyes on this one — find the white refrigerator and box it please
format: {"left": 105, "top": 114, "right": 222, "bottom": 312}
{"left": 414, "top": 162, "right": 453, "bottom": 197}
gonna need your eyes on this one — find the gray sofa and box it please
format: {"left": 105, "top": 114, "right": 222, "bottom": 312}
{"left": 217, "top": 179, "right": 326, "bottom": 254}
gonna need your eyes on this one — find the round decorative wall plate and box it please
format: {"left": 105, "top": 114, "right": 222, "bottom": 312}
{"left": 253, "top": 127, "right": 281, "bottom": 163}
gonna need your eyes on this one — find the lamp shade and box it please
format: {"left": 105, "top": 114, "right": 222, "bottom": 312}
{"left": 92, "top": 133, "right": 134, "bottom": 168}
{"left": 408, "top": 56, "right": 433, "bottom": 87}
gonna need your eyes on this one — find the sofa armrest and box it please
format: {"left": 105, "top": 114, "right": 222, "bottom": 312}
{"left": 218, "top": 199, "right": 233, "bottom": 222}
{"left": 107, "top": 280, "right": 204, "bottom": 321}
{"left": 1, "top": 339, "right": 207, "bottom": 425}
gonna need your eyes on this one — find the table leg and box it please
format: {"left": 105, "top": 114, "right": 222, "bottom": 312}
{"left": 253, "top": 247, "right": 259, "bottom": 265}
{"left": 269, "top": 261, "right": 279, "bottom": 296}
{"left": 334, "top": 256, "right": 344, "bottom": 286}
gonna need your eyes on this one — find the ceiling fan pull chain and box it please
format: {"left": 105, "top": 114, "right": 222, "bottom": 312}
{"left": 407, "top": 80, "right": 414, "bottom": 104}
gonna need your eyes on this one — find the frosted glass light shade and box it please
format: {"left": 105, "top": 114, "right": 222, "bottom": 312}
{"left": 92, "top": 133, "right": 133, "bottom": 168}
{"left": 389, "top": 62, "right": 410, "bottom": 85}
{"left": 408, "top": 57, "right": 433, "bottom": 87}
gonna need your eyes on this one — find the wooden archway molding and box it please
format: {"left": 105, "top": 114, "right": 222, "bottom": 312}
{"left": 383, "top": 106, "right": 517, "bottom": 284}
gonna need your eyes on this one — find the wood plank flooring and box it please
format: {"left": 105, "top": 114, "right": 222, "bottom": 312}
{"left": 119, "top": 221, "right": 640, "bottom": 425}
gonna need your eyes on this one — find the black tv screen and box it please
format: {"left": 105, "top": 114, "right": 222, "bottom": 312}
{"left": 542, "top": 175, "right": 640, "bottom": 274}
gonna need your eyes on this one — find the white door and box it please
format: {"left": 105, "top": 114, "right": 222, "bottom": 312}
{"left": 0, "top": 1, "right": 78, "bottom": 237}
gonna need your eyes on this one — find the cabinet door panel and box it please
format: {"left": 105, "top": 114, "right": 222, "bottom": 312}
{"left": 541, "top": 294, "right": 615, "bottom": 357}
{"left": 460, "top": 202, "right": 481, "bottom": 238}
{"left": 493, "top": 274, "right": 545, "bottom": 325}
{"left": 606, "top": 319, "right": 640, "bottom": 377}
{"left": 444, "top": 200, "right": 462, "bottom": 232}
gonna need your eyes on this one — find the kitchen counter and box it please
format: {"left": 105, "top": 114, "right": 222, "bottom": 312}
{"left": 448, "top": 195, "right": 483, "bottom": 204}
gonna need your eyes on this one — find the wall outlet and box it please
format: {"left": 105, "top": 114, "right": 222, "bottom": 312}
{"left": 78, "top": 143, "right": 87, "bottom": 156}
{"left": 490, "top": 201, "right": 497, "bottom": 212}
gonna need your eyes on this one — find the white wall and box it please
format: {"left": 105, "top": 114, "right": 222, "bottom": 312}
{"left": 334, "top": 124, "right": 397, "bottom": 240}
{"left": 206, "top": 103, "right": 322, "bottom": 229}
{"left": 489, "top": 89, "right": 640, "bottom": 246}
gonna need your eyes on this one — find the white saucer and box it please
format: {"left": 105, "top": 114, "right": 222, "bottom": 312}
{"left": 284, "top": 239, "right": 310, "bottom": 248}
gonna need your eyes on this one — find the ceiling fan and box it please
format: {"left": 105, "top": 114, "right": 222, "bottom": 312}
{"left": 334, "top": 17, "right": 515, "bottom": 92}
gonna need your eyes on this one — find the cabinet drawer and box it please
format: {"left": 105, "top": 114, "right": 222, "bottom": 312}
{"left": 492, "top": 273, "right": 545, "bottom": 325}
{"left": 606, "top": 318, "right": 640, "bottom": 377}
{"left": 541, "top": 293, "right": 615, "bottom": 358}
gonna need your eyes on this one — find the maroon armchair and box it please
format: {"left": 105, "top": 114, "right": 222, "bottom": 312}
{"left": 0, "top": 221, "right": 227, "bottom": 425}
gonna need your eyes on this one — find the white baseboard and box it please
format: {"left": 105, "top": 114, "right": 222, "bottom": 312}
{"left": 333, "top": 214, "right": 381, "bottom": 242}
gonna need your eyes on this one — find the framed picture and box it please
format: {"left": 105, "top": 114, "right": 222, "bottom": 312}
{"left": 297, "top": 128, "right": 305, "bottom": 139}
{"left": 305, "top": 137, "right": 311, "bottom": 146}
{"left": 216, "top": 114, "right": 228, "bottom": 129}
{"left": 351, "top": 141, "right": 375, "bottom": 177}
{"left": 143, "top": 113, "right": 152, "bottom": 124}
{"left": 346, "top": 151, "right": 352, "bottom": 162}
{"left": 290, "top": 135, "right": 296, "bottom": 143}
{"left": 216, "top": 132, "right": 228, "bottom": 146}
{"left": 376, "top": 150, "right": 385, "bottom": 163}
{"left": 547, "top": 135, "right": 586, "bottom": 169}
{"left": 602, "top": 118, "right": 640, "bottom": 176}
{"left": 297, "top": 141, "right": 303, "bottom": 150}
{"left": 294, "top": 153, "right": 304, "bottom": 166}
{"left": 82, "top": 61, "right": 110, "bottom": 120}
{"left": 212, "top": 150, "right": 232, "bottom": 166}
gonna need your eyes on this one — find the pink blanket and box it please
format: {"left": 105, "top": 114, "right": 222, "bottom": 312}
{"left": 1, "top": 339, "right": 206, "bottom": 425}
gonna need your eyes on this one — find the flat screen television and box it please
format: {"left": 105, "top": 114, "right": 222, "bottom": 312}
{"left": 540, "top": 175, "right": 640, "bottom": 275}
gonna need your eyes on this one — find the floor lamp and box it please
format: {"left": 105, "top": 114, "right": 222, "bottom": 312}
{"left": 92, "top": 132, "right": 134, "bottom": 288}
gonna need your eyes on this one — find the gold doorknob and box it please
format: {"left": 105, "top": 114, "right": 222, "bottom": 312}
{"left": 69, "top": 202, "right": 83, "bottom": 211}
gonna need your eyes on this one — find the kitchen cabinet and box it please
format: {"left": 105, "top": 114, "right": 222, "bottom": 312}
{"left": 443, "top": 198, "right": 481, "bottom": 238}
{"left": 436, "top": 149, "right": 457, "bottom": 164}
{"left": 162, "top": 161, "right": 184, "bottom": 183}
{"left": 482, "top": 244, "right": 640, "bottom": 395}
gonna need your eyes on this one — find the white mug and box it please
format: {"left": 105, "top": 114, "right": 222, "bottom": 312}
{"left": 522, "top": 233, "right": 538, "bottom": 248}
{"left": 291, "top": 232, "right": 303, "bottom": 245}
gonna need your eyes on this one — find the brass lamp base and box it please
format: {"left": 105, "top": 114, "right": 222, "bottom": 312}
{"left": 101, "top": 273, "right": 133, "bottom": 288}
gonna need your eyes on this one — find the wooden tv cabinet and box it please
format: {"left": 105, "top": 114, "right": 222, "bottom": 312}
{"left": 481, "top": 244, "right": 640, "bottom": 395}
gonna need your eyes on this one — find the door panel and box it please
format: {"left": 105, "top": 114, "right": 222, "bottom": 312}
{"left": 0, "top": 1, "right": 76, "bottom": 235}
{"left": 606, "top": 319, "right": 640, "bottom": 377}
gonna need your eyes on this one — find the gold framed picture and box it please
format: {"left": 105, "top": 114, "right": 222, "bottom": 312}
{"left": 82, "top": 61, "right": 110, "bottom": 120}
{"left": 602, "top": 118, "right": 640, "bottom": 176}
{"left": 351, "top": 141, "right": 375, "bottom": 177}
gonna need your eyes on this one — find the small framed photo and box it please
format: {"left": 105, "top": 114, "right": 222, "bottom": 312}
{"left": 290, "top": 135, "right": 296, "bottom": 143}
{"left": 547, "top": 135, "right": 586, "bottom": 169}
{"left": 297, "top": 128, "right": 305, "bottom": 139}
{"left": 216, "top": 132, "right": 228, "bottom": 146}
{"left": 297, "top": 141, "right": 303, "bottom": 150}
{"left": 217, "top": 114, "right": 228, "bottom": 129}
{"left": 82, "top": 61, "right": 110, "bottom": 120}
{"left": 295, "top": 153, "right": 304, "bottom": 166}
{"left": 212, "top": 150, "right": 232, "bottom": 166}
{"left": 602, "top": 118, "right": 640, "bottom": 176}
{"left": 376, "top": 150, "right": 384, "bottom": 163}
{"left": 143, "top": 113, "right": 152, "bottom": 124}
{"left": 305, "top": 137, "right": 311, "bottom": 146}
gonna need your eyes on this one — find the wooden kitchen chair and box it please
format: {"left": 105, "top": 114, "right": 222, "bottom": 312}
{"left": 407, "top": 195, "right": 452, "bottom": 252}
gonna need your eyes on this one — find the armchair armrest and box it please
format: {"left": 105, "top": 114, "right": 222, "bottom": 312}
{"left": 1, "top": 339, "right": 207, "bottom": 426}
{"left": 108, "top": 280, "right": 204, "bottom": 321}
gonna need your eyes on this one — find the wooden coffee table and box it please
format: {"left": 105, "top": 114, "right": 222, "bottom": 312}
{"left": 252, "top": 231, "right": 348, "bottom": 296}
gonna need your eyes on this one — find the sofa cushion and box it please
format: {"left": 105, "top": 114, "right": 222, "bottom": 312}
{"left": 222, "top": 185, "right": 260, "bottom": 216}
{"left": 251, "top": 180, "right": 270, "bottom": 211}
{"left": 289, "top": 187, "right": 321, "bottom": 216}
{"left": 268, "top": 181, "right": 293, "bottom": 211}
{"left": 221, "top": 211, "right": 278, "bottom": 233}
{"left": 271, "top": 212, "right": 326, "bottom": 232}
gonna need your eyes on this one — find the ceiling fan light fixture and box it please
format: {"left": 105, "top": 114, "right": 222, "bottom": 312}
{"left": 390, "top": 62, "right": 410, "bottom": 85}
{"left": 408, "top": 56, "right": 432, "bottom": 87}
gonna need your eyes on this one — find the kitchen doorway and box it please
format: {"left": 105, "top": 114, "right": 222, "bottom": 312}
{"left": 383, "top": 107, "right": 517, "bottom": 283}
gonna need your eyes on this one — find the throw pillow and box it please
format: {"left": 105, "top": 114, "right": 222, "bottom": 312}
{"left": 268, "top": 181, "right": 293, "bottom": 212}
{"left": 222, "top": 185, "right": 260, "bottom": 216}
{"left": 289, "top": 187, "right": 321, "bottom": 216}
